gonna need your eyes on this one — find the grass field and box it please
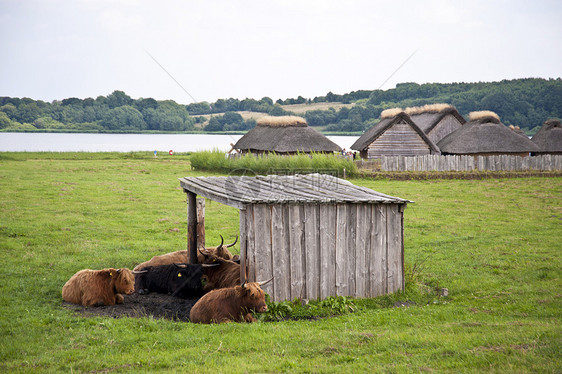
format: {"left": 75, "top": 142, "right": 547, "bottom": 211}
{"left": 0, "top": 152, "right": 560, "bottom": 373}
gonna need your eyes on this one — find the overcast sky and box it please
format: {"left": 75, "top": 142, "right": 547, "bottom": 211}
{"left": 1, "top": 0, "right": 561, "bottom": 104}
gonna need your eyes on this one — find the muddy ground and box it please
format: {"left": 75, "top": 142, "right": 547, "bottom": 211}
{"left": 63, "top": 293, "right": 199, "bottom": 322}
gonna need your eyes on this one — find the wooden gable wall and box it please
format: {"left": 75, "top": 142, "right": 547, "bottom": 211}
{"left": 427, "top": 114, "right": 463, "bottom": 144}
{"left": 366, "top": 119, "right": 431, "bottom": 158}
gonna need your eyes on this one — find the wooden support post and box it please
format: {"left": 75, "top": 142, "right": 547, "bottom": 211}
{"left": 187, "top": 191, "right": 198, "bottom": 264}
{"left": 196, "top": 198, "right": 205, "bottom": 250}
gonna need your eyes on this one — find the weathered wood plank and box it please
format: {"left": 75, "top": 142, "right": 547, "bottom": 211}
{"left": 239, "top": 207, "right": 247, "bottom": 283}
{"left": 253, "top": 204, "right": 273, "bottom": 296}
{"left": 289, "top": 204, "right": 305, "bottom": 300}
{"left": 335, "top": 204, "right": 348, "bottom": 296}
{"left": 386, "top": 204, "right": 403, "bottom": 293}
{"left": 271, "top": 204, "right": 289, "bottom": 302}
{"left": 196, "top": 198, "right": 205, "bottom": 249}
{"left": 304, "top": 204, "right": 320, "bottom": 300}
{"left": 345, "top": 203, "right": 357, "bottom": 297}
{"left": 354, "top": 204, "right": 369, "bottom": 298}
{"left": 245, "top": 205, "right": 256, "bottom": 282}
{"left": 369, "top": 204, "right": 387, "bottom": 296}
{"left": 319, "top": 204, "right": 336, "bottom": 299}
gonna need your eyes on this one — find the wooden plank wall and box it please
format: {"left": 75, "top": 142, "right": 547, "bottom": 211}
{"left": 427, "top": 114, "right": 463, "bottom": 144}
{"left": 357, "top": 154, "right": 562, "bottom": 172}
{"left": 242, "top": 202, "right": 405, "bottom": 302}
{"left": 367, "top": 121, "right": 432, "bottom": 158}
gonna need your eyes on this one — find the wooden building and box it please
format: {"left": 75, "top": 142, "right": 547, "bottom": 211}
{"left": 437, "top": 111, "right": 539, "bottom": 156}
{"left": 531, "top": 119, "right": 562, "bottom": 155}
{"left": 406, "top": 104, "right": 466, "bottom": 144}
{"left": 232, "top": 116, "right": 341, "bottom": 155}
{"left": 351, "top": 110, "right": 440, "bottom": 159}
{"left": 179, "top": 174, "right": 411, "bottom": 302}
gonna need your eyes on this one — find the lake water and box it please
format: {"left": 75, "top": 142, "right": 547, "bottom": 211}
{"left": 0, "top": 133, "right": 359, "bottom": 153}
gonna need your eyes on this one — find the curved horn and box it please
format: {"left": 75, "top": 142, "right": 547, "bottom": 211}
{"left": 218, "top": 235, "right": 224, "bottom": 248}
{"left": 240, "top": 280, "right": 246, "bottom": 288}
{"left": 173, "top": 263, "right": 187, "bottom": 268}
{"left": 132, "top": 270, "right": 148, "bottom": 274}
{"left": 198, "top": 248, "right": 210, "bottom": 256}
{"left": 257, "top": 277, "right": 274, "bottom": 286}
{"left": 226, "top": 235, "right": 238, "bottom": 248}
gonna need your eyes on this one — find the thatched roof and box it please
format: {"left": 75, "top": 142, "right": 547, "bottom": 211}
{"left": 233, "top": 116, "right": 341, "bottom": 153}
{"left": 351, "top": 112, "right": 440, "bottom": 153}
{"left": 531, "top": 119, "right": 562, "bottom": 153}
{"left": 437, "top": 111, "right": 539, "bottom": 154}
{"left": 405, "top": 104, "right": 466, "bottom": 133}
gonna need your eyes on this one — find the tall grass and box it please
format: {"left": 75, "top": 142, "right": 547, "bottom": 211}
{"left": 190, "top": 150, "right": 358, "bottom": 177}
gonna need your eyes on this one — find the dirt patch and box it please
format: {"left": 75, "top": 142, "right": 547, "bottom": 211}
{"left": 63, "top": 293, "right": 200, "bottom": 322}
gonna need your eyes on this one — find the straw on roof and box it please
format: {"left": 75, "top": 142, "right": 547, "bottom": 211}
{"left": 405, "top": 103, "right": 466, "bottom": 133}
{"left": 437, "top": 113, "right": 539, "bottom": 154}
{"left": 380, "top": 108, "right": 404, "bottom": 119}
{"left": 405, "top": 103, "right": 454, "bottom": 116}
{"left": 351, "top": 111, "right": 440, "bottom": 153}
{"left": 233, "top": 116, "right": 341, "bottom": 153}
{"left": 257, "top": 116, "right": 308, "bottom": 127}
{"left": 531, "top": 119, "right": 562, "bottom": 153}
{"left": 469, "top": 111, "right": 501, "bottom": 123}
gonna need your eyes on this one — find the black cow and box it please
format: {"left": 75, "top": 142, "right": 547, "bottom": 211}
{"left": 133, "top": 263, "right": 216, "bottom": 298}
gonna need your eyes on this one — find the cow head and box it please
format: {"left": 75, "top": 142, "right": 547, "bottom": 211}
{"left": 200, "top": 235, "right": 238, "bottom": 262}
{"left": 238, "top": 281, "right": 270, "bottom": 313}
{"left": 110, "top": 268, "right": 135, "bottom": 295}
{"left": 169, "top": 264, "right": 207, "bottom": 296}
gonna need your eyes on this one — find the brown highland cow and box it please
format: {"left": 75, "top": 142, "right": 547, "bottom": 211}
{"left": 189, "top": 280, "right": 271, "bottom": 324}
{"left": 62, "top": 268, "right": 135, "bottom": 306}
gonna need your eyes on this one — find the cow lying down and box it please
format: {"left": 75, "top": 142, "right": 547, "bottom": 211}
{"left": 190, "top": 279, "right": 272, "bottom": 324}
{"left": 133, "top": 263, "right": 219, "bottom": 298}
{"left": 62, "top": 268, "right": 135, "bottom": 307}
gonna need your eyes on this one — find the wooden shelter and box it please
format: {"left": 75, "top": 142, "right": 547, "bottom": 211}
{"left": 351, "top": 111, "right": 440, "bottom": 159}
{"left": 437, "top": 111, "right": 539, "bottom": 156}
{"left": 406, "top": 104, "right": 466, "bottom": 144}
{"left": 531, "top": 119, "right": 562, "bottom": 155}
{"left": 180, "top": 174, "right": 411, "bottom": 302}
{"left": 232, "top": 116, "right": 341, "bottom": 155}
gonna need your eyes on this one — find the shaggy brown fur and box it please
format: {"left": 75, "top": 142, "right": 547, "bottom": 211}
{"left": 133, "top": 237, "right": 237, "bottom": 271}
{"left": 201, "top": 255, "right": 241, "bottom": 291}
{"left": 189, "top": 282, "right": 267, "bottom": 323}
{"left": 257, "top": 116, "right": 307, "bottom": 127}
{"left": 62, "top": 268, "right": 135, "bottom": 307}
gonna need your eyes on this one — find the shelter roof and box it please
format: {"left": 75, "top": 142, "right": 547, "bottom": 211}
{"left": 179, "top": 174, "right": 411, "bottom": 209}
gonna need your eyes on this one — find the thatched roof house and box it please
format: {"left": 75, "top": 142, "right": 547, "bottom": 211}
{"left": 437, "top": 111, "right": 539, "bottom": 156}
{"left": 405, "top": 104, "right": 466, "bottom": 144}
{"left": 531, "top": 119, "right": 562, "bottom": 155}
{"left": 351, "top": 110, "right": 440, "bottom": 159}
{"left": 233, "top": 116, "right": 341, "bottom": 155}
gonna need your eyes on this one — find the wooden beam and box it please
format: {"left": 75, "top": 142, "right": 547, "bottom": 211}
{"left": 196, "top": 198, "right": 205, "bottom": 249}
{"left": 187, "top": 191, "right": 198, "bottom": 264}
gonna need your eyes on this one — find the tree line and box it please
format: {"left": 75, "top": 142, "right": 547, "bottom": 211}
{"left": 1, "top": 78, "right": 560, "bottom": 134}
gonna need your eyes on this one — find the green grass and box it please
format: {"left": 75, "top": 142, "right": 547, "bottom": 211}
{"left": 190, "top": 150, "right": 358, "bottom": 177}
{"left": 0, "top": 152, "right": 560, "bottom": 373}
